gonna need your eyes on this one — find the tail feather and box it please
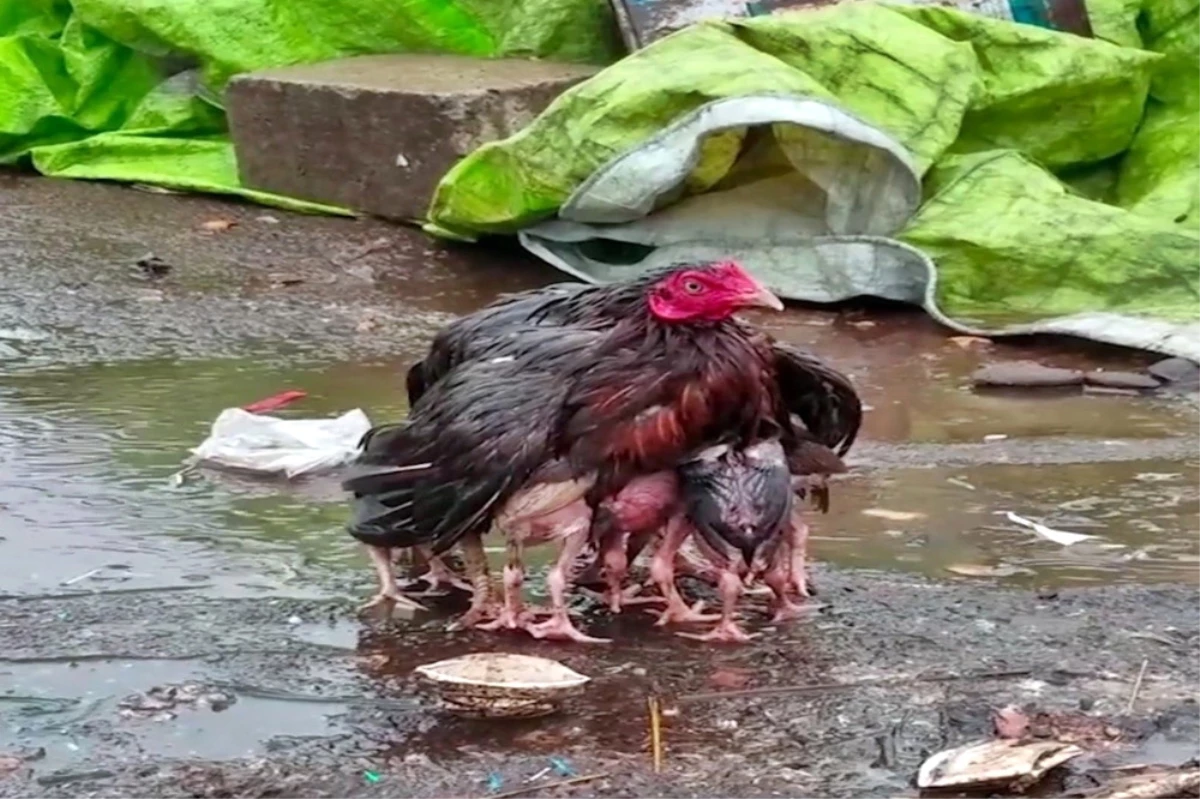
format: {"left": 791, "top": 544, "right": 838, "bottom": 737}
{"left": 340, "top": 462, "right": 433, "bottom": 495}
{"left": 346, "top": 486, "right": 424, "bottom": 549}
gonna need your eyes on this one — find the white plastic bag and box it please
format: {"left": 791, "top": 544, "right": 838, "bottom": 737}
{"left": 189, "top": 408, "right": 372, "bottom": 478}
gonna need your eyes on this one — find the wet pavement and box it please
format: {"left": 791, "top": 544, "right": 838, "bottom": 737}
{"left": 0, "top": 175, "right": 1197, "bottom": 797}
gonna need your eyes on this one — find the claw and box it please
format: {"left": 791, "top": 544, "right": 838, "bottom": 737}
{"left": 651, "top": 600, "right": 719, "bottom": 626}
{"left": 526, "top": 613, "right": 610, "bottom": 644}
{"left": 770, "top": 598, "right": 809, "bottom": 623}
{"left": 358, "top": 589, "right": 426, "bottom": 616}
{"left": 677, "top": 620, "right": 758, "bottom": 643}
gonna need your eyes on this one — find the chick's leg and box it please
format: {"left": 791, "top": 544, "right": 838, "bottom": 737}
{"left": 528, "top": 514, "right": 610, "bottom": 644}
{"left": 764, "top": 539, "right": 806, "bottom": 622}
{"left": 678, "top": 569, "right": 755, "bottom": 643}
{"left": 360, "top": 545, "right": 427, "bottom": 614}
{"left": 788, "top": 513, "right": 812, "bottom": 599}
{"left": 601, "top": 531, "right": 631, "bottom": 613}
{"left": 651, "top": 517, "right": 718, "bottom": 626}
{"left": 476, "top": 534, "right": 535, "bottom": 632}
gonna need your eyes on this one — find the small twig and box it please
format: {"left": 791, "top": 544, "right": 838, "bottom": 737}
{"left": 483, "top": 772, "right": 607, "bottom": 799}
{"left": 331, "top": 237, "right": 390, "bottom": 266}
{"left": 677, "top": 668, "right": 1032, "bottom": 704}
{"left": 1126, "top": 659, "right": 1149, "bottom": 714}
{"left": 649, "top": 696, "right": 664, "bottom": 773}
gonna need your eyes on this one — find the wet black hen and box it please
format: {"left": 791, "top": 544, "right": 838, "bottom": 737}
{"left": 404, "top": 280, "right": 862, "bottom": 457}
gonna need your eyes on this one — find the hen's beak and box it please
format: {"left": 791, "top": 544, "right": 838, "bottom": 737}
{"left": 742, "top": 284, "right": 785, "bottom": 312}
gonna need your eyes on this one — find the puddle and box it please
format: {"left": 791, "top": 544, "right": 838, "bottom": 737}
{"left": 0, "top": 357, "right": 414, "bottom": 598}
{"left": 0, "top": 315, "right": 1195, "bottom": 603}
{"left": 817, "top": 460, "right": 1200, "bottom": 586}
{"left": 0, "top": 659, "right": 348, "bottom": 772}
{"left": 761, "top": 310, "right": 1197, "bottom": 443}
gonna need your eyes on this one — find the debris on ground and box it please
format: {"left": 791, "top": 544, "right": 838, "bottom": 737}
{"left": 1085, "top": 765, "right": 1200, "bottom": 799}
{"left": 200, "top": 218, "right": 238, "bottom": 232}
{"left": 916, "top": 738, "right": 1085, "bottom": 791}
{"left": 709, "top": 667, "right": 752, "bottom": 690}
{"left": 0, "top": 756, "right": 23, "bottom": 777}
{"left": 1084, "top": 371, "right": 1163, "bottom": 390}
{"left": 241, "top": 390, "right": 307, "bottom": 414}
{"left": 947, "top": 563, "right": 1030, "bottom": 578}
{"left": 993, "top": 705, "right": 1030, "bottom": 739}
{"left": 135, "top": 254, "right": 172, "bottom": 279}
{"left": 1005, "top": 511, "right": 1105, "bottom": 547}
{"left": 992, "top": 704, "right": 1128, "bottom": 748}
{"left": 862, "top": 508, "right": 926, "bottom": 521}
{"left": 974, "top": 362, "right": 1182, "bottom": 394}
{"left": 973, "top": 362, "right": 1087, "bottom": 388}
{"left": 118, "top": 682, "right": 236, "bottom": 720}
{"left": 414, "top": 653, "right": 591, "bottom": 719}
{"left": 188, "top": 407, "right": 371, "bottom": 478}
{"left": 949, "top": 335, "right": 993, "bottom": 349}
{"left": 1147, "top": 357, "right": 1200, "bottom": 388}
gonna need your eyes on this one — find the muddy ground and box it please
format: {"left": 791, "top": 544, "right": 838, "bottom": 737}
{"left": 0, "top": 175, "right": 1197, "bottom": 798}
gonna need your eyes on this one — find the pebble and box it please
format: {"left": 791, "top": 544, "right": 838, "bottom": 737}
{"left": 972, "top": 362, "right": 1084, "bottom": 388}
{"left": 1147, "top": 356, "right": 1200, "bottom": 386}
{"left": 1083, "top": 370, "right": 1161, "bottom": 390}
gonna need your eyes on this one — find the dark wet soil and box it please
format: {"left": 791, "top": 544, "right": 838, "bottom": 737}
{"left": 0, "top": 175, "right": 1197, "bottom": 797}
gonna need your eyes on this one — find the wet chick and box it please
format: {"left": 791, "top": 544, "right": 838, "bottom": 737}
{"left": 662, "top": 439, "right": 797, "bottom": 642}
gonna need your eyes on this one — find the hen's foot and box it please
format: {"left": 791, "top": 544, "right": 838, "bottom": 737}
{"left": 770, "top": 597, "right": 809, "bottom": 623}
{"left": 358, "top": 588, "right": 427, "bottom": 616}
{"left": 651, "top": 599, "right": 718, "bottom": 626}
{"left": 581, "top": 584, "right": 666, "bottom": 613}
{"left": 446, "top": 597, "right": 504, "bottom": 630}
{"left": 393, "top": 579, "right": 452, "bottom": 599}
{"left": 617, "top": 583, "right": 668, "bottom": 608}
{"left": 475, "top": 605, "right": 537, "bottom": 632}
{"left": 526, "top": 612, "right": 610, "bottom": 644}
{"left": 677, "top": 620, "right": 757, "bottom": 643}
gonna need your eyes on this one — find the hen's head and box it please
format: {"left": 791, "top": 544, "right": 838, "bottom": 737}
{"left": 647, "top": 261, "right": 783, "bottom": 323}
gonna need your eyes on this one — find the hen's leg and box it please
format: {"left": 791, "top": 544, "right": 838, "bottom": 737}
{"left": 678, "top": 569, "right": 755, "bottom": 643}
{"left": 651, "top": 518, "right": 717, "bottom": 626}
{"left": 528, "top": 519, "right": 610, "bottom": 644}
{"left": 476, "top": 536, "right": 535, "bottom": 632}
{"left": 451, "top": 534, "right": 500, "bottom": 629}
{"left": 360, "top": 545, "right": 427, "bottom": 614}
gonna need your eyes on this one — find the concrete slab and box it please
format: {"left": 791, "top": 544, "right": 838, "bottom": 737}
{"left": 225, "top": 54, "right": 600, "bottom": 222}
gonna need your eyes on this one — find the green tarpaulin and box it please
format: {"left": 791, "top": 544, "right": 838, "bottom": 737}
{"left": 1, "top": 0, "right": 1196, "bottom": 355}
{"left": 429, "top": 3, "right": 1199, "bottom": 357}
{"left": 0, "top": 0, "right": 618, "bottom": 210}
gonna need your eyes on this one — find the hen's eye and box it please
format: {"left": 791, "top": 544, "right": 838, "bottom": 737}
{"left": 683, "top": 279, "right": 703, "bottom": 294}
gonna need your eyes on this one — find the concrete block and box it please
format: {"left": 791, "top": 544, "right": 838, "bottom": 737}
{"left": 225, "top": 55, "right": 599, "bottom": 221}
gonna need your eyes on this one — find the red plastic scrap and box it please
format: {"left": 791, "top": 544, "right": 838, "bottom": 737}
{"left": 242, "top": 390, "right": 307, "bottom": 414}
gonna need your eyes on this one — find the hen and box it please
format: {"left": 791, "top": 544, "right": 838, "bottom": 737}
{"left": 343, "top": 261, "right": 786, "bottom": 641}
{"left": 401, "top": 277, "right": 861, "bottom": 614}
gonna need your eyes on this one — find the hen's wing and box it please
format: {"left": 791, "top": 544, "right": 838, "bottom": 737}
{"left": 347, "top": 326, "right": 604, "bottom": 554}
{"left": 770, "top": 341, "right": 862, "bottom": 456}
{"left": 786, "top": 433, "right": 847, "bottom": 513}
{"left": 405, "top": 283, "right": 591, "bottom": 405}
